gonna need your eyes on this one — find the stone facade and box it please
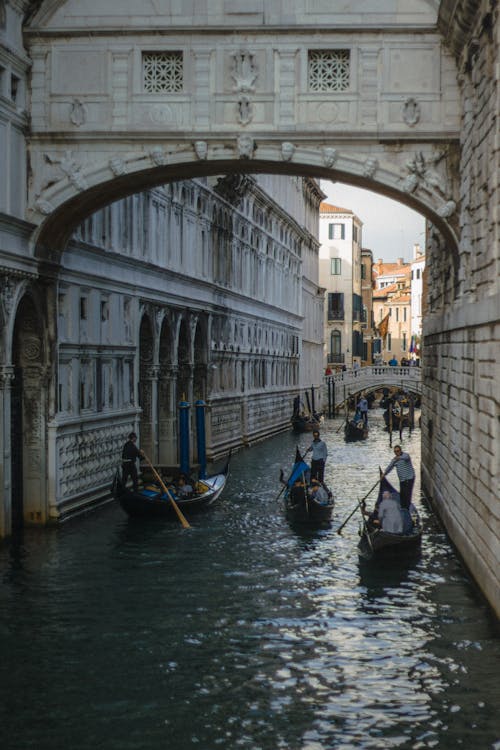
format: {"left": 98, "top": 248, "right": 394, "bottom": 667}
{"left": 423, "top": 0, "right": 499, "bottom": 617}
{"left": 0, "top": 1, "right": 498, "bottom": 615}
{"left": 1, "top": 173, "right": 324, "bottom": 529}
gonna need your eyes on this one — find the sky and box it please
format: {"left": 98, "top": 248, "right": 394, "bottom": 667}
{"left": 320, "top": 180, "right": 426, "bottom": 264}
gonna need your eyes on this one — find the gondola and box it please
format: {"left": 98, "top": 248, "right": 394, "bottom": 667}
{"left": 291, "top": 413, "right": 322, "bottom": 432}
{"left": 112, "top": 457, "right": 229, "bottom": 519}
{"left": 279, "top": 448, "right": 334, "bottom": 526}
{"left": 358, "top": 476, "right": 422, "bottom": 560}
{"left": 383, "top": 406, "right": 410, "bottom": 430}
{"left": 344, "top": 418, "right": 368, "bottom": 441}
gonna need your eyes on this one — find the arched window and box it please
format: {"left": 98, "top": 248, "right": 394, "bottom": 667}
{"left": 330, "top": 330, "right": 342, "bottom": 362}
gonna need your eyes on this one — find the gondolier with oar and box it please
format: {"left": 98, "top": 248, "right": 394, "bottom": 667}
{"left": 121, "top": 432, "right": 144, "bottom": 491}
{"left": 305, "top": 430, "right": 328, "bottom": 482}
{"left": 381, "top": 445, "right": 415, "bottom": 509}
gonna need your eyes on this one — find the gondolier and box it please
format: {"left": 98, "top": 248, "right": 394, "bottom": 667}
{"left": 381, "top": 445, "right": 415, "bottom": 509}
{"left": 121, "top": 432, "right": 144, "bottom": 491}
{"left": 305, "top": 430, "right": 328, "bottom": 482}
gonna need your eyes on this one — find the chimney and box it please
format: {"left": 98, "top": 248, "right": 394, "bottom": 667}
{"left": 397, "top": 257, "right": 404, "bottom": 265}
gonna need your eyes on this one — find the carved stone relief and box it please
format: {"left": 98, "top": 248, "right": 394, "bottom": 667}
{"left": 402, "top": 97, "right": 421, "bottom": 126}
{"left": 44, "top": 150, "right": 88, "bottom": 191}
{"left": 237, "top": 134, "right": 255, "bottom": 159}
{"left": 69, "top": 99, "right": 87, "bottom": 127}
{"left": 281, "top": 142, "right": 295, "bottom": 162}
{"left": 322, "top": 147, "right": 338, "bottom": 168}
{"left": 231, "top": 50, "right": 258, "bottom": 93}
{"left": 237, "top": 95, "right": 253, "bottom": 125}
{"left": 194, "top": 140, "right": 208, "bottom": 160}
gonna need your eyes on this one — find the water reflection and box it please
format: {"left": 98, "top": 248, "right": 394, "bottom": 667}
{"left": 0, "top": 415, "right": 499, "bottom": 750}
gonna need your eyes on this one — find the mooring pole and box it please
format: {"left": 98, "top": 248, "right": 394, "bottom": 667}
{"left": 195, "top": 399, "right": 207, "bottom": 479}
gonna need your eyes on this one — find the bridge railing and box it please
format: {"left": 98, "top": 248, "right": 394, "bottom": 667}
{"left": 323, "top": 365, "right": 422, "bottom": 412}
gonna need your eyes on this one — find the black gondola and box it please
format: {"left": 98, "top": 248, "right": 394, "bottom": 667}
{"left": 383, "top": 406, "right": 410, "bottom": 430}
{"left": 279, "top": 448, "right": 334, "bottom": 526}
{"left": 344, "top": 418, "right": 368, "bottom": 441}
{"left": 358, "top": 476, "right": 422, "bottom": 560}
{"left": 112, "top": 458, "right": 229, "bottom": 519}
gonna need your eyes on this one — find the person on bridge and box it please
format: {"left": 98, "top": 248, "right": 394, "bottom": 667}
{"left": 381, "top": 445, "right": 415, "bottom": 510}
{"left": 388, "top": 356, "right": 398, "bottom": 366}
{"left": 305, "top": 430, "right": 328, "bottom": 483}
{"left": 121, "top": 432, "right": 144, "bottom": 491}
{"left": 357, "top": 395, "right": 369, "bottom": 427}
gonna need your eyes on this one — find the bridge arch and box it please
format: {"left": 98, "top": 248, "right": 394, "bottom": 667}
{"left": 33, "top": 154, "right": 459, "bottom": 261}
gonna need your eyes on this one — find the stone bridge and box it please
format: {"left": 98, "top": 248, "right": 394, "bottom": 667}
{"left": 323, "top": 365, "right": 422, "bottom": 411}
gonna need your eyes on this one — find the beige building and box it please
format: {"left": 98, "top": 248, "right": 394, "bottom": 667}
{"left": 373, "top": 259, "right": 412, "bottom": 365}
{"left": 318, "top": 203, "right": 363, "bottom": 370}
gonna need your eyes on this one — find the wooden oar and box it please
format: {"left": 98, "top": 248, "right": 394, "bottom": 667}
{"left": 336, "top": 477, "right": 381, "bottom": 535}
{"left": 142, "top": 453, "right": 191, "bottom": 529}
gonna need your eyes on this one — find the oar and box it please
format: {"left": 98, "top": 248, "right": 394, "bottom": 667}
{"left": 142, "top": 453, "right": 191, "bottom": 529}
{"left": 336, "top": 477, "right": 381, "bottom": 535}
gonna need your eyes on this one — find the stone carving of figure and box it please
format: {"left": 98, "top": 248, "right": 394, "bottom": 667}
{"left": 194, "top": 140, "right": 208, "bottom": 160}
{"left": 237, "top": 134, "right": 255, "bottom": 159}
{"left": 323, "top": 147, "right": 338, "bottom": 168}
{"left": 402, "top": 151, "right": 447, "bottom": 196}
{"left": 363, "top": 158, "right": 378, "bottom": 178}
{"left": 109, "top": 156, "right": 127, "bottom": 176}
{"left": 281, "top": 142, "right": 295, "bottom": 162}
{"left": 231, "top": 50, "right": 258, "bottom": 92}
{"left": 150, "top": 147, "right": 166, "bottom": 166}
{"left": 237, "top": 95, "right": 253, "bottom": 125}
{"left": 45, "top": 150, "right": 88, "bottom": 191}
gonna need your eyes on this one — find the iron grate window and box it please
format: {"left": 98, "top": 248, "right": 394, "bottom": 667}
{"left": 143, "top": 51, "right": 183, "bottom": 93}
{"left": 309, "top": 50, "right": 350, "bottom": 92}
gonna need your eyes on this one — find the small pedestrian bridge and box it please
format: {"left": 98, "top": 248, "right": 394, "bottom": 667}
{"left": 323, "top": 366, "right": 422, "bottom": 413}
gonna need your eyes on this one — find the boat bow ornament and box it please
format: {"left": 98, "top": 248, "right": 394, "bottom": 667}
{"left": 23, "top": 1, "right": 462, "bottom": 258}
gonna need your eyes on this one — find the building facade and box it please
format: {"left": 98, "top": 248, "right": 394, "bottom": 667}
{"left": 319, "top": 203, "right": 363, "bottom": 370}
{"left": 372, "top": 259, "right": 412, "bottom": 365}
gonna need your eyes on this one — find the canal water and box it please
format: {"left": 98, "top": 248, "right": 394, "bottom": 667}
{"left": 1, "top": 415, "right": 499, "bottom": 750}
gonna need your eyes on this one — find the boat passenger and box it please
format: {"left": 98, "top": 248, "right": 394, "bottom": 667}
{"left": 308, "top": 479, "right": 330, "bottom": 505}
{"left": 177, "top": 475, "right": 193, "bottom": 497}
{"left": 289, "top": 477, "right": 307, "bottom": 505}
{"left": 373, "top": 490, "right": 404, "bottom": 534}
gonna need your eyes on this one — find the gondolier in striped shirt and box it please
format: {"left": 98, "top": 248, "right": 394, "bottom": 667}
{"left": 381, "top": 445, "right": 415, "bottom": 509}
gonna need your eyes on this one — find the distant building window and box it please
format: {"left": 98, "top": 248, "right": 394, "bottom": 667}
{"left": 402, "top": 332, "right": 407, "bottom": 351}
{"left": 396, "top": 308, "right": 399, "bottom": 322}
{"left": 404, "top": 308, "right": 407, "bottom": 322}
{"left": 327, "top": 292, "right": 344, "bottom": 320}
{"left": 330, "top": 258, "right": 342, "bottom": 275}
{"left": 387, "top": 333, "right": 392, "bottom": 351}
{"left": 143, "top": 51, "right": 183, "bottom": 93}
{"left": 353, "top": 225, "right": 358, "bottom": 243}
{"left": 330, "top": 330, "right": 341, "bottom": 355}
{"left": 328, "top": 223, "right": 345, "bottom": 240}
{"left": 361, "top": 264, "right": 366, "bottom": 279}
{"left": 416, "top": 268, "right": 421, "bottom": 279}
{"left": 80, "top": 297, "right": 88, "bottom": 320}
{"left": 309, "top": 50, "right": 350, "bottom": 92}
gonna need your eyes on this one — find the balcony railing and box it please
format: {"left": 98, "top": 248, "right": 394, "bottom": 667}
{"left": 327, "top": 311, "right": 344, "bottom": 321}
{"left": 328, "top": 353, "right": 345, "bottom": 364}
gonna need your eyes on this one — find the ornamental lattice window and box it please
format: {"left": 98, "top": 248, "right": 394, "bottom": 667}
{"left": 142, "top": 51, "right": 183, "bottom": 93}
{"left": 308, "top": 50, "right": 350, "bottom": 92}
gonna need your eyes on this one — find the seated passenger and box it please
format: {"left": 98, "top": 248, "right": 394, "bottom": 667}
{"left": 308, "top": 479, "right": 330, "bottom": 504}
{"left": 289, "top": 477, "right": 307, "bottom": 505}
{"left": 177, "top": 475, "right": 193, "bottom": 497}
{"left": 374, "top": 490, "right": 404, "bottom": 534}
